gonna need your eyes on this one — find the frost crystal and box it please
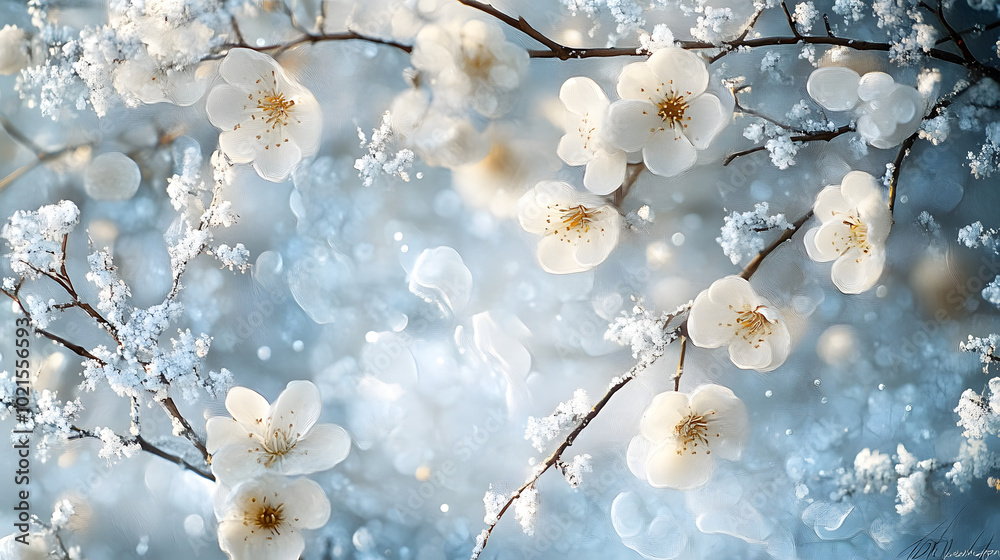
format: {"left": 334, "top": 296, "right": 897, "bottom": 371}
{"left": 50, "top": 499, "right": 75, "bottom": 529}
{"left": 1, "top": 201, "right": 80, "bottom": 278}
{"left": 355, "top": 111, "right": 414, "bottom": 187}
{"left": 853, "top": 448, "right": 894, "bottom": 494}
{"left": 561, "top": 454, "right": 593, "bottom": 488}
{"left": 961, "top": 333, "right": 1000, "bottom": 372}
{"left": 969, "top": 123, "right": 1000, "bottom": 178}
{"left": 716, "top": 202, "right": 791, "bottom": 265}
{"left": 792, "top": 2, "right": 819, "bottom": 33}
{"left": 482, "top": 485, "right": 507, "bottom": 525}
{"left": 96, "top": 427, "right": 141, "bottom": 461}
{"left": 637, "top": 24, "right": 675, "bottom": 53}
{"left": 765, "top": 135, "right": 798, "bottom": 169}
{"left": 524, "top": 389, "right": 591, "bottom": 452}
{"left": 513, "top": 487, "right": 539, "bottom": 535}
{"left": 606, "top": 299, "right": 682, "bottom": 363}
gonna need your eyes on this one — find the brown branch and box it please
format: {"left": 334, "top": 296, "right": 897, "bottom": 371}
{"left": 615, "top": 162, "right": 646, "bottom": 206}
{"left": 457, "top": 0, "right": 571, "bottom": 59}
{"left": 472, "top": 210, "right": 807, "bottom": 556}
{"left": 921, "top": 1, "right": 976, "bottom": 64}
{"left": 722, "top": 125, "right": 854, "bottom": 166}
{"left": 673, "top": 335, "right": 688, "bottom": 392}
{"left": 888, "top": 133, "right": 917, "bottom": 217}
{"left": 68, "top": 426, "right": 213, "bottom": 481}
{"left": 781, "top": 2, "right": 803, "bottom": 39}
{"left": 740, "top": 210, "right": 814, "bottom": 280}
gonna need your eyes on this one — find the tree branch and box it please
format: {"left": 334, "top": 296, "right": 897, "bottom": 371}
{"left": 68, "top": 426, "right": 214, "bottom": 481}
{"left": 740, "top": 210, "right": 815, "bottom": 280}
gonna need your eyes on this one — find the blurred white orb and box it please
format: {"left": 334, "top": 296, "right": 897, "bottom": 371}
{"left": 84, "top": 152, "right": 141, "bottom": 201}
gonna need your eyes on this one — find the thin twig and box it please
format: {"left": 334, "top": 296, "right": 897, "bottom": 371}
{"left": 740, "top": 210, "right": 814, "bottom": 280}
{"left": 673, "top": 335, "right": 688, "bottom": 392}
{"left": 68, "top": 427, "right": 214, "bottom": 481}
{"left": 888, "top": 133, "right": 917, "bottom": 217}
{"left": 920, "top": 1, "right": 976, "bottom": 64}
{"left": 473, "top": 207, "right": 811, "bottom": 557}
{"left": 615, "top": 162, "right": 646, "bottom": 206}
{"left": 781, "top": 2, "right": 803, "bottom": 39}
{"left": 722, "top": 125, "right": 854, "bottom": 166}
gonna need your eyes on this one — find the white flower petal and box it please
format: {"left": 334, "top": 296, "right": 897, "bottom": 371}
{"left": 283, "top": 94, "right": 323, "bottom": 157}
{"left": 282, "top": 423, "right": 352, "bottom": 476}
{"left": 646, "top": 48, "right": 709, "bottom": 99}
{"left": 557, "top": 129, "right": 593, "bottom": 167}
{"left": 642, "top": 130, "right": 696, "bottom": 177}
{"left": 281, "top": 477, "right": 332, "bottom": 529}
{"left": 225, "top": 386, "right": 270, "bottom": 428}
{"left": 607, "top": 99, "right": 662, "bottom": 152}
{"left": 728, "top": 335, "right": 776, "bottom": 371}
{"left": 707, "top": 276, "right": 758, "bottom": 309}
{"left": 832, "top": 248, "right": 885, "bottom": 294}
{"left": 688, "top": 385, "right": 748, "bottom": 461}
{"left": 205, "top": 84, "right": 252, "bottom": 130}
{"left": 206, "top": 417, "right": 252, "bottom": 453}
{"left": 809, "top": 220, "right": 853, "bottom": 261}
{"left": 218, "top": 119, "right": 270, "bottom": 164}
{"left": 857, "top": 72, "right": 896, "bottom": 102}
{"left": 516, "top": 181, "right": 574, "bottom": 234}
{"left": 218, "top": 520, "right": 304, "bottom": 560}
{"left": 687, "top": 291, "right": 737, "bottom": 349}
{"left": 210, "top": 442, "right": 265, "bottom": 483}
{"left": 536, "top": 234, "right": 590, "bottom": 274}
{"left": 840, "top": 171, "right": 880, "bottom": 207}
{"left": 252, "top": 139, "right": 303, "bottom": 182}
{"left": 806, "top": 66, "right": 861, "bottom": 112}
{"left": 645, "top": 441, "right": 715, "bottom": 490}
{"left": 271, "top": 380, "right": 323, "bottom": 440}
{"left": 626, "top": 434, "right": 653, "bottom": 481}
{"left": 813, "top": 184, "right": 852, "bottom": 220}
{"left": 639, "top": 391, "right": 688, "bottom": 443}
{"left": 616, "top": 60, "right": 659, "bottom": 101}
{"left": 683, "top": 93, "right": 729, "bottom": 150}
{"left": 218, "top": 48, "right": 275, "bottom": 85}
{"left": 560, "top": 76, "right": 609, "bottom": 116}
{"left": 583, "top": 150, "right": 627, "bottom": 195}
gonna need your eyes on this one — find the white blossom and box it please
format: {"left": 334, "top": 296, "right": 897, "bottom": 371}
{"left": 687, "top": 276, "right": 791, "bottom": 372}
{"left": 215, "top": 475, "right": 331, "bottom": 560}
{"left": 0, "top": 25, "right": 31, "bottom": 75}
{"left": 206, "top": 380, "right": 352, "bottom": 484}
{"left": 607, "top": 48, "right": 731, "bottom": 177}
{"left": 410, "top": 19, "right": 528, "bottom": 118}
{"left": 807, "top": 67, "right": 925, "bottom": 148}
{"left": 556, "top": 77, "right": 627, "bottom": 195}
{"left": 627, "top": 384, "right": 749, "bottom": 490}
{"left": 804, "top": 171, "right": 892, "bottom": 294}
{"left": 517, "top": 181, "right": 622, "bottom": 274}
{"left": 205, "top": 48, "right": 322, "bottom": 182}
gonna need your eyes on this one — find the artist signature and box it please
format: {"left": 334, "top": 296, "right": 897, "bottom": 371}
{"left": 899, "top": 511, "right": 999, "bottom": 559}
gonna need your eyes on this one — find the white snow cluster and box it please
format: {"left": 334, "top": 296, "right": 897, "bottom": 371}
{"left": 637, "top": 24, "right": 675, "bottom": 54}
{"left": 512, "top": 486, "right": 539, "bottom": 535}
{"left": 482, "top": 485, "right": 507, "bottom": 525}
{"left": 716, "top": 202, "right": 791, "bottom": 265}
{"left": 96, "top": 426, "right": 142, "bottom": 461}
{"left": 968, "top": 122, "right": 1000, "bottom": 178}
{"left": 961, "top": 333, "right": 1000, "bottom": 373}
{"left": 957, "top": 221, "right": 1000, "bottom": 252}
{"left": 1, "top": 200, "right": 80, "bottom": 279}
{"left": 792, "top": 2, "right": 819, "bottom": 34}
{"left": 524, "top": 389, "right": 591, "bottom": 452}
{"left": 852, "top": 448, "right": 894, "bottom": 494}
{"left": 355, "top": 111, "right": 414, "bottom": 187}
{"left": 561, "top": 454, "right": 593, "bottom": 488}
{"left": 560, "top": 0, "right": 646, "bottom": 45}
{"left": 605, "top": 299, "right": 682, "bottom": 363}
{"left": 894, "top": 444, "right": 935, "bottom": 516}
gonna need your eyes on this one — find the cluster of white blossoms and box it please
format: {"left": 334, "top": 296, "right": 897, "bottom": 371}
{"left": 207, "top": 380, "right": 351, "bottom": 560}
{"left": 804, "top": 170, "right": 892, "bottom": 294}
{"left": 206, "top": 49, "right": 322, "bottom": 183}
{"left": 628, "top": 384, "right": 749, "bottom": 490}
{"left": 516, "top": 181, "right": 622, "bottom": 274}
{"left": 556, "top": 77, "right": 627, "bottom": 195}
{"left": 807, "top": 66, "right": 925, "bottom": 148}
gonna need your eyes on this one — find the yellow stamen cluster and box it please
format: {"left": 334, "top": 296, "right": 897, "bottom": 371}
{"left": 674, "top": 410, "right": 718, "bottom": 455}
{"left": 545, "top": 204, "right": 603, "bottom": 243}
{"left": 247, "top": 496, "right": 285, "bottom": 536}
{"left": 657, "top": 90, "right": 690, "bottom": 130}
{"left": 240, "top": 70, "right": 296, "bottom": 151}
{"left": 720, "top": 304, "right": 775, "bottom": 348}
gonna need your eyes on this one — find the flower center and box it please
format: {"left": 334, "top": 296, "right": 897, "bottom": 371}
{"left": 578, "top": 113, "right": 598, "bottom": 152}
{"left": 261, "top": 426, "right": 297, "bottom": 467}
{"left": 843, "top": 215, "right": 870, "bottom": 253}
{"left": 674, "top": 410, "right": 718, "bottom": 455}
{"left": 722, "top": 304, "right": 776, "bottom": 347}
{"left": 545, "top": 204, "right": 604, "bottom": 243}
{"left": 249, "top": 497, "right": 285, "bottom": 535}
{"left": 257, "top": 90, "right": 295, "bottom": 128}
{"left": 657, "top": 87, "right": 690, "bottom": 131}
